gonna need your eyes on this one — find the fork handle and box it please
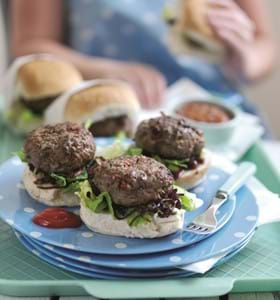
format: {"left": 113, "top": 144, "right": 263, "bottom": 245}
{"left": 218, "top": 162, "right": 256, "bottom": 197}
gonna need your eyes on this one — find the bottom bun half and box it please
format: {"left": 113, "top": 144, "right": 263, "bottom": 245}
{"left": 175, "top": 150, "right": 211, "bottom": 190}
{"left": 23, "top": 167, "right": 80, "bottom": 207}
{"left": 80, "top": 202, "right": 185, "bottom": 239}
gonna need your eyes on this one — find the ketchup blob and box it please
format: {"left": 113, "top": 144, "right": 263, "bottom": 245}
{"left": 32, "top": 208, "right": 82, "bottom": 229}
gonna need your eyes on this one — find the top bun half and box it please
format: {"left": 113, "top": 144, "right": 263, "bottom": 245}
{"left": 64, "top": 81, "right": 141, "bottom": 123}
{"left": 16, "top": 59, "right": 83, "bottom": 100}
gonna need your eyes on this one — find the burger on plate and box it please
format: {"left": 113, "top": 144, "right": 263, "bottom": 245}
{"left": 6, "top": 57, "right": 82, "bottom": 134}
{"left": 164, "top": 0, "right": 225, "bottom": 62}
{"left": 134, "top": 114, "right": 211, "bottom": 189}
{"left": 78, "top": 155, "right": 199, "bottom": 238}
{"left": 44, "top": 80, "right": 140, "bottom": 137}
{"left": 19, "top": 122, "right": 95, "bottom": 206}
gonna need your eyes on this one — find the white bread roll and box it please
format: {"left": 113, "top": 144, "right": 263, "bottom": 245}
{"left": 16, "top": 59, "right": 82, "bottom": 101}
{"left": 44, "top": 80, "right": 140, "bottom": 126}
{"left": 80, "top": 201, "right": 185, "bottom": 238}
{"left": 176, "top": 150, "right": 211, "bottom": 189}
{"left": 23, "top": 167, "right": 80, "bottom": 207}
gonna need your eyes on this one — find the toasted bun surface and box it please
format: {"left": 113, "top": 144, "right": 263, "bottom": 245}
{"left": 23, "top": 167, "right": 80, "bottom": 207}
{"left": 64, "top": 82, "right": 140, "bottom": 123}
{"left": 175, "top": 150, "right": 211, "bottom": 189}
{"left": 17, "top": 59, "right": 82, "bottom": 100}
{"left": 80, "top": 202, "right": 184, "bottom": 238}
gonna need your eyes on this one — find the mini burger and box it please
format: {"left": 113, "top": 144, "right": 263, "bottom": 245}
{"left": 134, "top": 114, "right": 210, "bottom": 189}
{"left": 164, "top": 0, "right": 225, "bottom": 61}
{"left": 6, "top": 58, "right": 82, "bottom": 134}
{"left": 19, "top": 122, "right": 95, "bottom": 206}
{"left": 78, "top": 155, "right": 198, "bottom": 238}
{"left": 44, "top": 80, "right": 140, "bottom": 137}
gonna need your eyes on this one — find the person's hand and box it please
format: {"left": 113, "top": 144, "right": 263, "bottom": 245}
{"left": 207, "top": 0, "right": 257, "bottom": 80}
{"left": 99, "top": 61, "right": 167, "bottom": 109}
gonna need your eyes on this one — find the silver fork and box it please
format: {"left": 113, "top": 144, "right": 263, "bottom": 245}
{"left": 185, "top": 162, "right": 256, "bottom": 235}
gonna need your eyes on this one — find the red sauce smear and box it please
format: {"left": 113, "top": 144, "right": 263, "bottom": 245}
{"left": 32, "top": 208, "right": 82, "bottom": 229}
{"left": 177, "top": 102, "right": 231, "bottom": 123}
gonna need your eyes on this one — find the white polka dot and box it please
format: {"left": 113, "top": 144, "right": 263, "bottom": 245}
{"left": 103, "top": 45, "right": 118, "bottom": 56}
{"left": 115, "top": 242, "right": 127, "bottom": 249}
{"left": 234, "top": 232, "right": 245, "bottom": 238}
{"left": 142, "top": 12, "right": 158, "bottom": 25}
{"left": 79, "top": 256, "right": 91, "bottom": 262}
{"left": 193, "top": 186, "right": 204, "bottom": 193}
{"left": 30, "top": 231, "right": 42, "bottom": 238}
{"left": 63, "top": 243, "right": 75, "bottom": 249}
{"left": 0, "top": 195, "right": 3, "bottom": 200}
{"left": 216, "top": 210, "right": 221, "bottom": 215}
{"left": 6, "top": 219, "right": 14, "bottom": 225}
{"left": 169, "top": 256, "right": 182, "bottom": 263}
{"left": 32, "top": 250, "right": 40, "bottom": 256}
{"left": 55, "top": 257, "right": 64, "bottom": 262}
{"left": 209, "top": 174, "right": 220, "bottom": 181}
{"left": 81, "top": 231, "right": 94, "bottom": 238}
{"left": 44, "top": 244, "right": 54, "bottom": 251}
{"left": 16, "top": 183, "right": 25, "bottom": 190}
{"left": 246, "top": 215, "right": 257, "bottom": 222}
{"left": 121, "top": 24, "right": 136, "bottom": 36}
{"left": 117, "top": 263, "right": 127, "bottom": 267}
{"left": 101, "top": 9, "right": 114, "bottom": 20}
{"left": 24, "top": 207, "right": 35, "bottom": 213}
{"left": 172, "top": 238, "right": 184, "bottom": 245}
{"left": 11, "top": 158, "right": 22, "bottom": 166}
{"left": 58, "top": 264, "right": 66, "bottom": 269}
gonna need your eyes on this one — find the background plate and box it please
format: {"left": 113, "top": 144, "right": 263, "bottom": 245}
{"left": 0, "top": 137, "right": 236, "bottom": 255}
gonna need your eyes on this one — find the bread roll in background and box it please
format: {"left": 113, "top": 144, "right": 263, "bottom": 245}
{"left": 166, "top": 0, "right": 225, "bottom": 62}
{"left": 17, "top": 59, "right": 83, "bottom": 100}
{"left": 4, "top": 54, "right": 83, "bottom": 135}
{"left": 45, "top": 80, "right": 141, "bottom": 137}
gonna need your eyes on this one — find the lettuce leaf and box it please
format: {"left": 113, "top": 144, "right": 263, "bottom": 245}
{"left": 77, "top": 181, "right": 153, "bottom": 227}
{"left": 84, "top": 119, "right": 93, "bottom": 130}
{"left": 77, "top": 181, "right": 114, "bottom": 216}
{"left": 14, "top": 148, "right": 27, "bottom": 162}
{"left": 50, "top": 169, "right": 88, "bottom": 191}
{"left": 126, "top": 146, "right": 143, "bottom": 156}
{"left": 174, "top": 185, "right": 196, "bottom": 211}
{"left": 153, "top": 155, "right": 188, "bottom": 172}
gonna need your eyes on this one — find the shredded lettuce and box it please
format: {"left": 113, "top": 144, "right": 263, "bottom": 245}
{"left": 115, "top": 131, "right": 127, "bottom": 139}
{"left": 77, "top": 181, "right": 114, "bottom": 216}
{"left": 5, "top": 101, "right": 42, "bottom": 129}
{"left": 50, "top": 169, "right": 88, "bottom": 192}
{"left": 153, "top": 155, "right": 188, "bottom": 172}
{"left": 14, "top": 148, "right": 27, "bottom": 162}
{"left": 126, "top": 146, "right": 143, "bottom": 156}
{"left": 84, "top": 119, "right": 93, "bottom": 130}
{"left": 174, "top": 185, "right": 196, "bottom": 211}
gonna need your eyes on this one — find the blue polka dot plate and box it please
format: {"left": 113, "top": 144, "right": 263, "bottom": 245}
{"left": 15, "top": 229, "right": 254, "bottom": 279}
{"left": 0, "top": 138, "right": 238, "bottom": 255}
{"left": 16, "top": 183, "right": 258, "bottom": 270}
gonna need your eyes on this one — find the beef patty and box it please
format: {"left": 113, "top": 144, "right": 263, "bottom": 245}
{"left": 89, "top": 115, "right": 132, "bottom": 137}
{"left": 135, "top": 114, "right": 204, "bottom": 160}
{"left": 89, "top": 155, "right": 174, "bottom": 207}
{"left": 24, "top": 122, "right": 96, "bottom": 175}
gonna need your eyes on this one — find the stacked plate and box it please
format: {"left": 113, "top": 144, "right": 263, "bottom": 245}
{"left": 0, "top": 138, "right": 259, "bottom": 279}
